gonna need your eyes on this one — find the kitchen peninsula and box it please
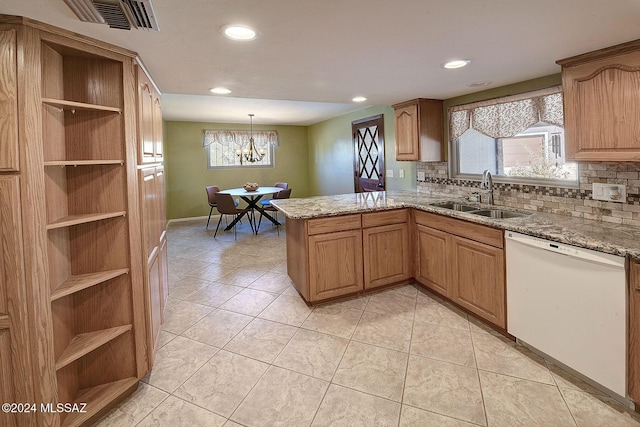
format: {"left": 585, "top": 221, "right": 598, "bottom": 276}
{"left": 272, "top": 190, "right": 640, "bottom": 318}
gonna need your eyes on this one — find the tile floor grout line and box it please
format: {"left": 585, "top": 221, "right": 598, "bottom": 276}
{"left": 397, "top": 284, "right": 419, "bottom": 425}
{"left": 470, "top": 328, "right": 490, "bottom": 427}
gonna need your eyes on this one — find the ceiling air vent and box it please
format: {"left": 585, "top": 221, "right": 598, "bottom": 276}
{"left": 63, "top": 0, "right": 159, "bottom": 31}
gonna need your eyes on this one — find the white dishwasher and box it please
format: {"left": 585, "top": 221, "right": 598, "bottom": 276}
{"left": 506, "top": 231, "right": 627, "bottom": 397}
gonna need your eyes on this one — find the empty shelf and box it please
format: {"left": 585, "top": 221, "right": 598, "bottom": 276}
{"left": 55, "top": 325, "right": 132, "bottom": 371}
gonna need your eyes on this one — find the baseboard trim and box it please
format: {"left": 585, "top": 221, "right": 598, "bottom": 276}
{"left": 167, "top": 216, "right": 209, "bottom": 224}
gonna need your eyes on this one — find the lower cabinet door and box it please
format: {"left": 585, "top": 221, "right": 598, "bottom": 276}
{"left": 415, "top": 224, "right": 451, "bottom": 297}
{"left": 450, "top": 236, "right": 505, "bottom": 328}
{"left": 147, "top": 251, "right": 162, "bottom": 365}
{"left": 308, "top": 229, "right": 363, "bottom": 301}
{"left": 363, "top": 223, "right": 410, "bottom": 289}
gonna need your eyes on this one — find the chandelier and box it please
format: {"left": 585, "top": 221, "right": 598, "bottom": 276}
{"left": 236, "top": 114, "right": 266, "bottom": 164}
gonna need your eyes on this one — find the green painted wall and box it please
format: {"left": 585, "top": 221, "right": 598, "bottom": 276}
{"left": 165, "top": 121, "right": 309, "bottom": 219}
{"left": 307, "top": 106, "right": 416, "bottom": 196}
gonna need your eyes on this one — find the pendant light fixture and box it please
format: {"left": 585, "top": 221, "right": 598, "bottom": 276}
{"left": 236, "top": 114, "right": 266, "bottom": 164}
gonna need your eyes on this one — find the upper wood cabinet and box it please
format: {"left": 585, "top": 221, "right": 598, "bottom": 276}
{"left": 0, "top": 27, "right": 18, "bottom": 171}
{"left": 557, "top": 40, "right": 640, "bottom": 161}
{"left": 136, "top": 65, "right": 163, "bottom": 164}
{"left": 392, "top": 98, "right": 444, "bottom": 162}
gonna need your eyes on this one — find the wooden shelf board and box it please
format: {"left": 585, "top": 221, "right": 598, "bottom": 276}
{"left": 55, "top": 325, "right": 132, "bottom": 371}
{"left": 51, "top": 269, "right": 130, "bottom": 301}
{"left": 44, "top": 160, "right": 123, "bottom": 167}
{"left": 61, "top": 377, "right": 138, "bottom": 427}
{"left": 46, "top": 211, "right": 126, "bottom": 229}
{"left": 42, "top": 98, "right": 121, "bottom": 113}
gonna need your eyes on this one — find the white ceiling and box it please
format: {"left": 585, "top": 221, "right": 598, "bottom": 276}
{"left": 2, "top": 0, "right": 640, "bottom": 125}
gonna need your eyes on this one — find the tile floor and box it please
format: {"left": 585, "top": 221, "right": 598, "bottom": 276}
{"left": 96, "top": 217, "right": 640, "bottom": 427}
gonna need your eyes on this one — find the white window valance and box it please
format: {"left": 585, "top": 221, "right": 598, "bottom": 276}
{"left": 202, "top": 130, "right": 279, "bottom": 148}
{"left": 449, "top": 86, "right": 563, "bottom": 141}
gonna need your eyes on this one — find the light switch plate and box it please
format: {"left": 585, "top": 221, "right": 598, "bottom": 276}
{"left": 417, "top": 171, "right": 426, "bottom": 181}
{"left": 592, "top": 183, "right": 626, "bottom": 202}
{"left": 386, "top": 169, "right": 394, "bottom": 178}
{"left": 398, "top": 169, "right": 405, "bottom": 178}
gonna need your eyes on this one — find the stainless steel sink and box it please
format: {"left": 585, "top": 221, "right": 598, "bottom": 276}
{"left": 430, "top": 202, "right": 479, "bottom": 212}
{"left": 470, "top": 209, "right": 530, "bottom": 219}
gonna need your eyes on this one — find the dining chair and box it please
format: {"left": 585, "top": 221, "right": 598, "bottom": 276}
{"left": 213, "top": 193, "right": 254, "bottom": 239}
{"left": 206, "top": 185, "right": 240, "bottom": 229}
{"left": 205, "top": 186, "right": 221, "bottom": 229}
{"left": 259, "top": 182, "right": 289, "bottom": 209}
{"left": 257, "top": 188, "right": 291, "bottom": 235}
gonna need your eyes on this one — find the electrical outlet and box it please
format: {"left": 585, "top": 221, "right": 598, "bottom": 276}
{"left": 386, "top": 169, "right": 394, "bottom": 178}
{"left": 398, "top": 169, "right": 405, "bottom": 178}
{"left": 592, "top": 183, "right": 626, "bottom": 202}
{"left": 417, "top": 171, "right": 426, "bottom": 181}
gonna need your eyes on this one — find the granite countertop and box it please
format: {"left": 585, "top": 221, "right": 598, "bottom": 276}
{"left": 271, "top": 190, "right": 640, "bottom": 259}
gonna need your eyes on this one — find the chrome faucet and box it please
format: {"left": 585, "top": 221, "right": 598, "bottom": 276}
{"left": 480, "top": 170, "right": 494, "bottom": 205}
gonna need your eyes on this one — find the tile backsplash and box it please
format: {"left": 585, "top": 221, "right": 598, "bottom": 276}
{"left": 416, "top": 162, "right": 640, "bottom": 227}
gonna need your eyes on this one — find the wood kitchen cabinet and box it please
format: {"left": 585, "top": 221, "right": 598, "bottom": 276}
{"left": 0, "top": 27, "right": 18, "bottom": 171}
{"left": 415, "top": 224, "right": 451, "bottom": 297}
{"left": 136, "top": 64, "right": 163, "bottom": 164}
{"left": 392, "top": 98, "right": 444, "bottom": 162}
{"left": 414, "top": 210, "right": 506, "bottom": 329}
{"left": 362, "top": 209, "right": 411, "bottom": 290}
{"left": 450, "top": 236, "right": 505, "bottom": 328}
{"left": 287, "top": 214, "right": 363, "bottom": 302}
{"left": 629, "top": 259, "right": 640, "bottom": 402}
{"left": 557, "top": 40, "right": 640, "bottom": 161}
{"left": 137, "top": 62, "right": 167, "bottom": 364}
{"left": 139, "top": 166, "right": 168, "bottom": 363}
{"left": 0, "top": 176, "right": 34, "bottom": 426}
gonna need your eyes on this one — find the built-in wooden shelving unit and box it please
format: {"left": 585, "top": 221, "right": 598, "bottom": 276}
{"left": 1, "top": 15, "right": 156, "bottom": 425}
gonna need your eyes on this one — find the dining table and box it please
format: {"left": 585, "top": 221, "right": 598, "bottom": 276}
{"left": 218, "top": 186, "right": 284, "bottom": 233}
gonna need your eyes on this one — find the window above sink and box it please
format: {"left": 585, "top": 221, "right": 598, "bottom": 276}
{"left": 449, "top": 86, "right": 578, "bottom": 188}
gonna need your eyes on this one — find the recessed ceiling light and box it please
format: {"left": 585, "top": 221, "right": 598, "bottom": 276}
{"left": 220, "top": 24, "right": 259, "bottom": 41}
{"left": 209, "top": 87, "right": 232, "bottom": 94}
{"left": 352, "top": 96, "right": 367, "bottom": 103}
{"left": 443, "top": 59, "right": 471, "bottom": 69}
{"left": 467, "top": 81, "right": 491, "bottom": 87}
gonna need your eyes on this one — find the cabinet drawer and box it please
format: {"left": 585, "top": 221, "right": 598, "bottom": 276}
{"left": 307, "top": 214, "right": 361, "bottom": 235}
{"left": 362, "top": 209, "right": 409, "bottom": 228}
{"left": 414, "top": 210, "right": 503, "bottom": 248}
